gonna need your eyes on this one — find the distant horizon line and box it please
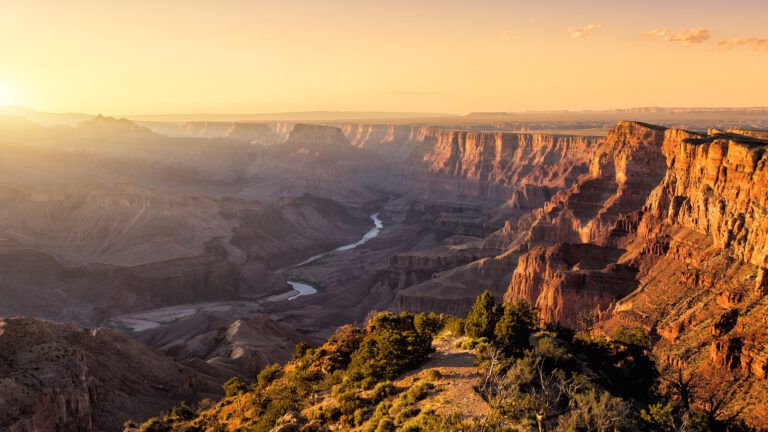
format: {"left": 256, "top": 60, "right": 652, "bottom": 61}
{"left": 4, "top": 104, "right": 768, "bottom": 120}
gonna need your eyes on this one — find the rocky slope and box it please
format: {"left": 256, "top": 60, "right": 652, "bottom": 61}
{"left": 494, "top": 122, "right": 768, "bottom": 426}
{"left": 0, "top": 318, "right": 219, "bottom": 432}
{"left": 135, "top": 313, "right": 303, "bottom": 378}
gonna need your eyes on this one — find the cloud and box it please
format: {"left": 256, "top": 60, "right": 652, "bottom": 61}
{"left": 642, "top": 28, "right": 667, "bottom": 40}
{"left": 716, "top": 37, "right": 768, "bottom": 51}
{"left": 569, "top": 24, "right": 602, "bottom": 39}
{"left": 665, "top": 28, "right": 711, "bottom": 46}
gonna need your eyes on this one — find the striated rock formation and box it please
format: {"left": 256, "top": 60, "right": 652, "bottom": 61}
{"left": 505, "top": 243, "right": 638, "bottom": 327}
{"left": 0, "top": 318, "right": 218, "bottom": 432}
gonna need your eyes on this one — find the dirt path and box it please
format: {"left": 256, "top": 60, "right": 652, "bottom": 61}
{"left": 397, "top": 336, "right": 491, "bottom": 421}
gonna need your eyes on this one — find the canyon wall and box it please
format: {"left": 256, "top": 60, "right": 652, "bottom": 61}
{"left": 0, "top": 318, "right": 218, "bottom": 432}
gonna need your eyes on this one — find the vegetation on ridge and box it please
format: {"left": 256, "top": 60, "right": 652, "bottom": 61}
{"left": 130, "top": 292, "right": 763, "bottom": 432}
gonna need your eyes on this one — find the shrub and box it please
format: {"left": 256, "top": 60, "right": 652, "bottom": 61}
{"left": 257, "top": 363, "right": 282, "bottom": 387}
{"left": 556, "top": 388, "right": 635, "bottom": 431}
{"left": 370, "top": 381, "right": 397, "bottom": 403}
{"left": 375, "top": 417, "right": 396, "bottom": 432}
{"left": 138, "top": 418, "right": 172, "bottom": 432}
{"left": 403, "top": 380, "right": 433, "bottom": 404}
{"left": 222, "top": 376, "right": 249, "bottom": 397}
{"left": 494, "top": 299, "right": 537, "bottom": 357}
{"left": 349, "top": 312, "right": 433, "bottom": 381}
{"left": 170, "top": 402, "right": 195, "bottom": 421}
{"left": 464, "top": 291, "right": 499, "bottom": 339}
{"left": 424, "top": 369, "right": 442, "bottom": 381}
{"left": 394, "top": 405, "right": 421, "bottom": 424}
{"left": 444, "top": 317, "right": 465, "bottom": 336}
{"left": 414, "top": 312, "right": 445, "bottom": 337}
{"left": 294, "top": 341, "right": 311, "bottom": 360}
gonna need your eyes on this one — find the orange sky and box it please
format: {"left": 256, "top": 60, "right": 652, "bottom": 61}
{"left": 1, "top": 0, "right": 767, "bottom": 115}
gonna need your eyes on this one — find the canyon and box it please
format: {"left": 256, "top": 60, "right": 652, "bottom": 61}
{"left": 1, "top": 111, "right": 767, "bottom": 429}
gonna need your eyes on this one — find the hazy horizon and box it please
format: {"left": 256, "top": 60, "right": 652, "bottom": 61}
{"left": 2, "top": 0, "right": 767, "bottom": 115}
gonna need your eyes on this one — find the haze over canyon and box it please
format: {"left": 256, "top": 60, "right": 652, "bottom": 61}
{"left": 0, "top": 105, "right": 766, "bottom": 431}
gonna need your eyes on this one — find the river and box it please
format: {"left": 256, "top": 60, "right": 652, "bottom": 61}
{"left": 286, "top": 212, "right": 383, "bottom": 301}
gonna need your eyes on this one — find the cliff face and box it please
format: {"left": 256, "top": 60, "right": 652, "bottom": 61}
{"left": 421, "top": 129, "right": 598, "bottom": 199}
{"left": 505, "top": 243, "right": 638, "bottom": 327}
{"left": 635, "top": 130, "right": 768, "bottom": 269}
{"left": 0, "top": 318, "right": 217, "bottom": 432}
{"left": 519, "top": 122, "right": 680, "bottom": 247}
{"left": 601, "top": 129, "right": 768, "bottom": 426}
{"left": 495, "top": 124, "right": 768, "bottom": 425}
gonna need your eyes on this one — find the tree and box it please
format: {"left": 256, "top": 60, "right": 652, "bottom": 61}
{"left": 465, "top": 291, "right": 499, "bottom": 339}
{"left": 494, "top": 299, "right": 537, "bottom": 356}
{"left": 349, "top": 312, "right": 433, "bottom": 380}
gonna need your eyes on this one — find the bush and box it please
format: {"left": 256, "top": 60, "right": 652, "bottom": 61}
{"left": 374, "top": 417, "right": 396, "bottom": 432}
{"left": 222, "top": 376, "right": 249, "bottom": 397}
{"left": 414, "top": 312, "right": 446, "bottom": 337}
{"left": 258, "top": 363, "right": 282, "bottom": 387}
{"left": 294, "top": 341, "right": 311, "bottom": 360}
{"left": 424, "top": 369, "right": 442, "bottom": 381}
{"left": 444, "top": 317, "right": 465, "bottom": 336}
{"left": 370, "top": 381, "right": 397, "bottom": 403}
{"left": 556, "top": 388, "right": 635, "bottom": 431}
{"left": 494, "top": 299, "right": 537, "bottom": 357}
{"left": 170, "top": 402, "right": 195, "bottom": 421}
{"left": 394, "top": 405, "right": 421, "bottom": 424}
{"left": 349, "top": 312, "right": 433, "bottom": 381}
{"left": 465, "top": 291, "right": 499, "bottom": 339}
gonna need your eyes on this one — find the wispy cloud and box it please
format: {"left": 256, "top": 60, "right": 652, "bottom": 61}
{"left": 665, "top": 28, "right": 711, "bottom": 46}
{"left": 642, "top": 28, "right": 667, "bottom": 41}
{"left": 642, "top": 27, "right": 711, "bottom": 46}
{"left": 716, "top": 37, "right": 768, "bottom": 51}
{"left": 569, "top": 24, "right": 602, "bottom": 39}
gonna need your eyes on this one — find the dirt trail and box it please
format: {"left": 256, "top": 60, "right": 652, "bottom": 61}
{"left": 397, "top": 336, "right": 491, "bottom": 421}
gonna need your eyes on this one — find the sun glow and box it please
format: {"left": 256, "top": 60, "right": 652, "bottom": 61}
{"left": 0, "top": 84, "right": 16, "bottom": 106}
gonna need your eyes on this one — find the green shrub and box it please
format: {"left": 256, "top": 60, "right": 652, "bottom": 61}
{"left": 424, "top": 369, "right": 442, "bottom": 381}
{"left": 395, "top": 405, "right": 421, "bottom": 424}
{"left": 370, "top": 381, "right": 397, "bottom": 403}
{"left": 414, "top": 312, "right": 445, "bottom": 337}
{"left": 349, "top": 312, "right": 433, "bottom": 381}
{"left": 138, "top": 417, "right": 172, "bottom": 432}
{"left": 222, "top": 376, "right": 249, "bottom": 397}
{"left": 294, "top": 341, "right": 311, "bottom": 360}
{"left": 464, "top": 291, "right": 499, "bottom": 339}
{"left": 444, "top": 317, "right": 465, "bottom": 336}
{"left": 375, "top": 417, "right": 396, "bottom": 432}
{"left": 257, "top": 363, "right": 282, "bottom": 387}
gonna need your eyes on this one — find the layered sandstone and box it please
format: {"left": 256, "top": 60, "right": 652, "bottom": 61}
{"left": 505, "top": 243, "right": 637, "bottom": 327}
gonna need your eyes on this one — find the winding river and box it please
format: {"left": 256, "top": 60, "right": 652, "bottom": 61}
{"left": 286, "top": 213, "right": 383, "bottom": 301}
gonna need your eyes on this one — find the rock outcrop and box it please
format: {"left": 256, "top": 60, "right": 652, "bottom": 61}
{"left": 0, "top": 318, "right": 218, "bottom": 432}
{"left": 505, "top": 243, "right": 638, "bottom": 327}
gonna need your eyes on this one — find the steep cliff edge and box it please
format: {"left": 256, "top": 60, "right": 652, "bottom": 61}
{"left": 602, "top": 128, "right": 768, "bottom": 426}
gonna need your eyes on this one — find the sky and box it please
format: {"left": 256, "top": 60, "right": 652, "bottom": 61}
{"left": 1, "top": 0, "right": 767, "bottom": 115}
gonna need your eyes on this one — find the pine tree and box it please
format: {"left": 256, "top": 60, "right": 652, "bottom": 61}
{"left": 465, "top": 291, "right": 499, "bottom": 339}
{"left": 494, "top": 299, "right": 537, "bottom": 356}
